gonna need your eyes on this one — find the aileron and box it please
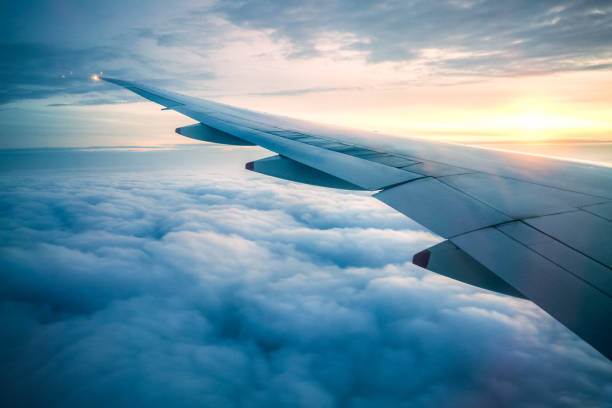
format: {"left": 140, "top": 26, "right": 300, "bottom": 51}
{"left": 375, "top": 178, "right": 511, "bottom": 237}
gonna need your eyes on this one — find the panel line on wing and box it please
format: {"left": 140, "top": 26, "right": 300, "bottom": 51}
{"left": 579, "top": 202, "right": 612, "bottom": 222}
{"left": 442, "top": 208, "right": 596, "bottom": 239}
{"left": 446, "top": 207, "right": 612, "bottom": 273}
{"left": 375, "top": 178, "right": 512, "bottom": 237}
{"left": 452, "top": 227, "right": 612, "bottom": 360}
{"left": 471, "top": 172, "right": 612, "bottom": 202}
{"left": 523, "top": 211, "right": 612, "bottom": 269}
{"left": 495, "top": 222, "right": 612, "bottom": 298}
{"left": 435, "top": 176, "right": 515, "bottom": 219}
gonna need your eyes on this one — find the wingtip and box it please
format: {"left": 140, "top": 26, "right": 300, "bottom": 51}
{"left": 99, "top": 76, "right": 115, "bottom": 84}
{"left": 99, "top": 76, "right": 134, "bottom": 88}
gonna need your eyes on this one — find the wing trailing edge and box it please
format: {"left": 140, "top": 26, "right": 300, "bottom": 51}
{"left": 176, "top": 123, "right": 254, "bottom": 146}
{"left": 413, "top": 240, "right": 524, "bottom": 298}
{"left": 245, "top": 155, "right": 364, "bottom": 190}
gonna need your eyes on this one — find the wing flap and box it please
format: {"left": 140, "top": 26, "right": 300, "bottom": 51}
{"left": 413, "top": 240, "right": 524, "bottom": 298}
{"left": 438, "top": 173, "right": 606, "bottom": 219}
{"left": 452, "top": 227, "right": 612, "bottom": 360}
{"left": 245, "top": 155, "right": 363, "bottom": 190}
{"left": 498, "top": 221, "right": 612, "bottom": 297}
{"left": 374, "top": 178, "right": 511, "bottom": 238}
{"left": 176, "top": 123, "right": 254, "bottom": 145}
{"left": 525, "top": 211, "right": 612, "bottom": 268}
{"left": 582, "top": 202, "right": 612, "bottom": 221}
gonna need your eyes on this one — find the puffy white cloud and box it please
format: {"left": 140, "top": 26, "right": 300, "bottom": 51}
{"left": 0, "top": 151, "right": 610, "bottom": 407}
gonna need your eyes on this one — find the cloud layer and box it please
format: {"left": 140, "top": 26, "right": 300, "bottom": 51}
{"left": 0, "top": 148, "right": 610, "bottom": 407}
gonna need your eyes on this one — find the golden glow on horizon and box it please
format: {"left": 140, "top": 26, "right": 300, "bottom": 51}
{"left": 238, "top": 71, "right": 612, "bottom": 144}
{"left": 91, "top": 74, "right": 100, "bottom": 81}
{"left": 373, "top": 109, "right": 609, "bottom": 142}
{"left": 486, "top": 113, "right": 600, "bottom": 132}
{"left": 296, "top": 107, "right": 612, "bottom": 144}
{"left": 82, "top": 69, "right": 612, "bottom": 148}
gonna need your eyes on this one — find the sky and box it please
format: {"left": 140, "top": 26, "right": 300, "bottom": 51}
{"left": 1, "top": 1, "right": 612, "bottom": 407}
{"left": 1, "top": 0, "right": 612, "bottom": 149}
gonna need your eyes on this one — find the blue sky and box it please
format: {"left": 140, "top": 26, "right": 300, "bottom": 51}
{"left": 1, "top": 1, "right": 612, "bottom": 406}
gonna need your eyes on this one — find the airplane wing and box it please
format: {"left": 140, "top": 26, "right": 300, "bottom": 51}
{"left": 101, "top": 77, "right": 612, "bottom": 360}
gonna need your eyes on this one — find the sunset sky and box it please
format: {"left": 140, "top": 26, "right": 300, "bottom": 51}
{"left": 2, "top": 0, "right": 611, "bottom": 149}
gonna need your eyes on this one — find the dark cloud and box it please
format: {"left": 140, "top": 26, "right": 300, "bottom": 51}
{"left": 0, "top": 39, "right": 216, "bottom": 105}
{"left": 0, "top": 148, "right": 610, "bottom": 407}
{"left": 0, "top": 42, "right": 120, "bottom": 104}
{"left": 0, "top": 1, "right": 216, "bottom": 105}
{"left": 215, "top": 0, "right": 612, "bottom": 73}
{"left": 2, "top": 1, "right": 611, "bottom": 105}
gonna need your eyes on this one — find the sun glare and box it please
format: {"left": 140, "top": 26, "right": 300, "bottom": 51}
{"left": 482, "top": 112, "right": 604, "bottom": 135}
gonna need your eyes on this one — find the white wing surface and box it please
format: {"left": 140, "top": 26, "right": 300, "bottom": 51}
{"left": 102, "top": 77, "right": 612, "bottom": 360}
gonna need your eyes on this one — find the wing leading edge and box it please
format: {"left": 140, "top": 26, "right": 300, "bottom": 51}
{"left": 101, "top": 77, "right": 612, "bottom": 360}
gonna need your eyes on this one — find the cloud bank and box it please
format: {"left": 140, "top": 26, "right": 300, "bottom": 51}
{"left": 0, "top": 149, "right": 610, "bottom": 407}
